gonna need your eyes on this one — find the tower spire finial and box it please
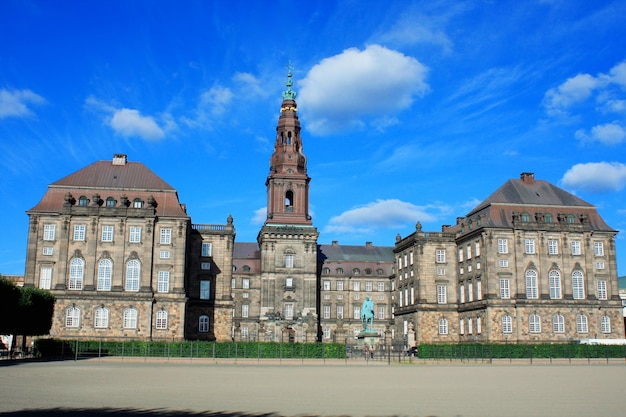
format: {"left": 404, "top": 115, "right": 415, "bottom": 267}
{"left": 282, "top": 61, "right": 297, "bottom": 100}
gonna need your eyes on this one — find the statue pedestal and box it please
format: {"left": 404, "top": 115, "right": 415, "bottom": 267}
{"left": 357, "top": 331, "right": 381, "bottom": 356}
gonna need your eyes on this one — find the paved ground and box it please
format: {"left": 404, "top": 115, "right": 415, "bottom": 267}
{"left": 0, "top": 359, "right": 624, "bottom": 417}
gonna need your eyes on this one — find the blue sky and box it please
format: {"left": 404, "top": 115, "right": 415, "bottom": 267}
{"left": 1, "top": 0, "right": 625, "bottom": 276}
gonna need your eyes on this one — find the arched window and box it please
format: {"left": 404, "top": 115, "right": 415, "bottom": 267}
{"left": 549, "top": 270, "right": 561, "bottom": 299}
{"left": 353, "top": 268, "right": 360, "bottom": 275}
{"left": 365, "top": 268, "right": 372, "bottom": 275}
{"left": 125, "top": 259, "right": 140, "bottom": 291}
{"left": 133, "top": 198, "right": 143, "bottom": 208}
{"left": 502, "top": 315, "right": 512, "bottom": 334}
{"left": 377, "top": 269, "right": 384, "bottom": 275}
{"left": 156, "top": 310, "right": 168, "bottom": 330}
{"left": 123, "top": 308, "right": 138, "bottom": 329}
{"left": 525, "top": 269, "right": 538, "bottom": 299}
{"left": 65, "top": 306, "right": 80, "bottom": 327}
{"left": 199, "top": 315, "right": 210, "bottom": 333}
{"left": 78, "top": 196, "right": 89, "bottom": 207}
{"left": 97, "top": 259, "right": 112, "bottom": 291}
{"left": 285, "top": 190, "right": 294, "bottom": 211}
{"left": 567, "top": 215, "right": 575, "bottom": 224}
{"left": 336, "top": 268, "right": 344, "bottom": 275}
{"left": 105, "top": 197, "right": 116, "bottom": 207}
{"left": 544, "top": 213, "right": 553, "bottom": 223}
{"left": 69, "top": 258, "right": 84, "bottom": 290}
{"left": 576, "top": 314, "right": 588, "bottom": 333}
{"left": 552, "top": 314, "right": 564, "bottom": 333}
{"left": 94, "top": 307, "right": 109, "bottom": 328}
{"left": 322, "top": 267, "right": 330, "bottom": 275}
{"left": 572, "top": 270, "right": 585, "bottom": 299}
{"left": 243, "top": 265, "right": 251, "bottom": 272}
{"left": 438, "top": 318, "right": 448, "bottom": 335}
{"left": 521, "top": 212, "right": 530, "bottom": 222}
{"left": 529, "top": 314, "right": 541, "bottom": 333}
{"left": 601, "top": 315, "right": 611, "bottom": 333}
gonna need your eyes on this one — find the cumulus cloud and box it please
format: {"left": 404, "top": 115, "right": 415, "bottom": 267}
{"left": 109, "top": 108, "right": 165, "bottom": 140}
{"left": 233, "top": 72, "right": 269, "bottom": 98}
{"left": 575, "top": 122, "right": 626, "bottom": 145}
{"left": 298, "top": 45, "right": 429, "bottom": 135}
{"left": 199, "top": 85, "right": 233, "bottom": 117}
{"left": 561, "top": 162, "right": 626, "bottom": 193}
{"left": 0, "top": 88, "right": 45, "bottom": 119}
{"left": 324, "top": 199, "right": 444, "bottom": 235}
{"left": 543, "top": 73, "right": 601, "bottom": 116}
{"left": 252, "top": 207, "right": 267, "bottom": 224}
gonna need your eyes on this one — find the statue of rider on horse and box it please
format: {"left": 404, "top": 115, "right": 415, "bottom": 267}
{"left": 360, "top": 295, "right": 375, "bottom": 332}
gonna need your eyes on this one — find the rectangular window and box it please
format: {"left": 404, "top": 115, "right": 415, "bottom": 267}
{"left": 337, "top": 305, "right": 344, "bottom": 319}
{"left": 129, "top": 226, "right": 141, "bottom": 243}
{"left": 377, "top": 282, "right": 385, "bottom": 291}
{"left": 436, "top": 249, "right": 446, "bottom": 263}
{"left": 377, "top": 306, "right": 385, "bottom": 320}
{"left": 409, "top": 251, "right": 414, "bottom": 265}
{"left": 42, "top": 247, "right": 53, "bottom": 256}
{"left": 549, "top": 272, "right": 562, "bottom": 299}
{"left": 439, "top": 319, "right": 448, "bottom": 335}
{"left": 437, "top": 285, "right": 447, "bottom": 304}
{"left": 475, "top": 242, "right": 481, "bottom": 257}
{"left": 437, "top": 268, "right": 445, "bottom": 275}
{"left": 597, "top": 280, "right": 607, "bottom": 300}
{"left": 323, "top": 280, "right": 331, "bottom": 290}
{"left": 458, "top": 249, "right": 463, "bottom": 262}
{"left": 468, "top": 318, "right": 473, "bottom": 335}
{"left": 323, "top": 305, "right": 331, "bottom": 319}
{"left": 497, "top": 239, "right": 508, "bottom": 254}
{"left": 160, "top": 228, "right": 172, "bottom": 244}
{"left": 242, "top": 278, "right": 250, "bottom": 289}
{"left": 352, "top": 281, "right": 360, "bottom": 291}
{"left": 397, "top": 257, "right": 402, "bottom": 270}
{"left": 39, "top": 267, "right": 52, "bottom": 289}
{"left": 500, "top": 279, "right": 510, "bottom": 299}
{"left": 160, "top": 250, "right": 170, "bottom": 259}
{"left": 241, "top": 326, "right": 249, "bottom": 338}
{"left": 502, "top": 316, "right": 512, "bottom": 334}
{"left": 553, "top": 315, "right": 565, "bottom": 333}
{"left": 476, "top": 281, "right": 482, "bottom": 300}
{"left": 467, "top": 282, "right": 473, "bottom": 302}
{"left": 241, "top": 304, "right": 249, "bottom": 318}
{"left": 594, "top": 241, "right": 604, "bottom": 256}
{"left": 596, "top": 262, "right": 605, "bottom": 270}
{"left": 525, "top": 239, "right": 535, "bottom": 254}
{"left": 201, "top": 242, "right": 212, "bottom": 257}
{"left": 101, "top": 225, "right": 114, "bottom": 242}
{"left": 73, "top": 224, "right": 86, "bottom": 241}
{"left": 284, "top": 304, "right": 294, "bottom": 320}
{"left": 459, "top": 319, "right": 465, "bottom": 335}
{"left": 157, "top": 271, "right": 170, "bottom": 293}
{"left": 499, "top": 259, "right": 509, "bottom": 268}
{"left": 477, "top": 317, "right": 482, "bottom": 334}
{"left": 285, "top": 254, "right": 294, "bottom": 268}
{"left": 571, "top": 240, "right": 581, "bottom": 255}
{"left": 323, "top": 327, "right": 331, "bottom": 339}
{"left": 526, "top": 273, "right": 538, "bottom": 299}
{"left": 353, "top": 306, "right": 360, "bottom": 320}
{"left": 459, "top": 285, "right": 465, "bottom": 303}
{"left": 337, "top": 281, "right": 344, "bottom": 291}
{"left": 572, "top": 273, "right": 585, "bottom": 300}
{"left": 548, "top": 239, "right": 559, "bottom": 255}
{"left": 43, "top": 224, "right": 56, "bottom": 241}
{"left": 365, "top": 282, "right": 373, "bottom": 292}
{"left": 466, "top": 245, "right": 472, "bottom": 259}
{"left": 529, "top": 315, "right": 541, "bottom": 333}
{"left": 200, "top": 280, "right": 211, "bottom": 300}
{"left": 576, "top": 315, "right": 588, "bottom": 333}
{"left": 201, "top": 262, "right": 211, "bottom": 270}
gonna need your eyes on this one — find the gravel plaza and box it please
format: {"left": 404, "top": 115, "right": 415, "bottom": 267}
{"left": 0, "top": 359, "right": 625, "bottom": 417}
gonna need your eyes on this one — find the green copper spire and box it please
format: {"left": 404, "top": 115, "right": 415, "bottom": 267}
{"left": 282, "top": 62, "right": 297, "bottom": 100}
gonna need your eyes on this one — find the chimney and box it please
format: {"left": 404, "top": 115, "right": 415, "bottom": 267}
{"left": 332, "top": 241, "right": 338, "bottom": 246}
{"left": 112, "top": 154, "right": 128, "bottom": 165}
{"left": 520, "top": 172, "right": 535, "bottom": 184}
{"left": 365, "top": 242, "right": 372, "bottom": 248}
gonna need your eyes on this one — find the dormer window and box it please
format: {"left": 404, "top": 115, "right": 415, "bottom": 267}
{"left": 133, "top": 198, "right": 143, "bottom": 208}
{"left": 521, "top": 212, "right": 530, "bottom": 222}
{"left": 78, "top": 196, "right": 89, "bottom": 207}
{"left": 106, "top": 197, "right": 116, "bottom": 207}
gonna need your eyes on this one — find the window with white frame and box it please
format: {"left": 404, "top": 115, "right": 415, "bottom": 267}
{"left": 529, "top": 314, "right": 541, "bottom": 333}
{"left": 101, "top": 225, "right": 114, "bottom": 242}
{"left": 160, "top": 250, "right": 170, "bottom": 259}
{"left": 133, "top": 199, "right": 143, "bottom": 208}
{"left": 500, "top": 278, "right": 510, "bottom": 299}
{"left": 199, "top": 315, "right": 209, "bottom": 332}
{"left": 572, "top": 271, "right": 585, "bottom": 299}
{"left": 438, "top": 318, "right": 448, "bottom": 335}
{"left": 97, "top": 259, "right": 112, "bottom": 291}
{"left": 241, "top": 326, "right": 249, "bottom": 339}
{"left": 123, "top": 308, "right": 138, "bottom": 329}
{"left": 475, "top": 242, "right": 481, "bottom": 257}
{"left": 242, "top": 278, "right": 250, "bottom": 289}
{"left": 73, "top": 224, "right": 86, "bottom": 241}
{"left": 69, "top": 258, "right": 84, "bottom": 290}
{"left": 323, "top": 280, "right": 330, "bottom": 290}
{"left": 409, "top": 251, "right": 414, "bottom": 265}
{"left": 549, "top": 270, "right": 561, "bottom": 299}
{"left": 160, "top": 228, "right": 172, "bottom": 244}
{"left": 377, "top": 305, "right": 385, "bottom": 320}
{"left": 499, "top": 259, "right": 509, "bottom": 268}
{"left": 459, "top": 284, "right": 465, "bottom": 303}
{"left": 466, "top": 245, "right": 472, "bottom": 259}
{"left": 548, "top": 239, "right": 559, "bottom": 255}
{"left": 39, "top": 267, "right": 52, "bottom": 289}
{"left": 353, "top": 281, "right": 360, "bottom": 291}
{"left": 285, "top": 254, "right": 294, "bottom": 268}
{"left": 476, "top": 280, "right": 482, "bottom": 300}
{"left": 601, "top": 315, "right": 611, "bottom": 333}
{"left": 337, "top": 305, "right": 344, "bottom": 319}
{"left": 201, "top": 262, "right": 211, "bottom": 270}
{"left": 594, "top": 241, "right": 604, "bottom": 256}
{"left": 65, "top": 307, "right": 80, "bottom": 327}
{"left": 477, "top": 316, "right": 482, "bottom": 334}
{"left": 323, "top": 305, "right": 331, "bottom": 319}
{"left": 366, "top": 281, "right": 373, "bottom": 291}
{"left": 202, "top": 242, "right": 212, "bottom": 257}
{"left": 94, "top": 307, "right": 109, "bottom": 328}
{"left": 437, "top": 268, "right": 445, "bottom": 275}
{"left": 502, "top": 315, "right": 512, "bottom": 334}
{"left": 200, "top": 280, "right": 210, "bottom": 299}
{"left": 498, "top": 239, "right": 508, "bottom": 254}
{"left": 552, "top": 314, "right": 564, "bottom": 333}
{"left": 397, "top": 257, "right": 402, "bottom": 270}
{"left": 459, "top": 319, "right": 465, "bottom": 335}
{"left": 458, "top": 249, "right": 463, "bottom": 262}
{"left": 525, "top": 270, "right": 538, "bottom": 299}
{"left": 377, "top": 282, "right": 384, "bottom": 291}
{"left": 571, "top": 240, "right": 581, "bottom": 255}
{"left": 525, "top": 239, "right": 535, "bottom": 254}
{"left": 42, "top": 247, "right": 53, "bottom": 255}
{"left": 157, "top": 271, "right": 170, "bottom": 293}
{"left": 436, "top": 249, "right": 446, "bottom": 263}
{"left": 284, "top": 303, "right": 293, "bottom": 319}
{"left": 467, "top": 281, "right": 473, "bottom": 302}
{"left": 285, "top": 277, "right": 293, "bottom": 288}
{"left": 156, "top": 310, "right": 168, "bottom": 329}
{"left": 353, "top": 306, "right": 360, "bottom": 320}
{"left": 437, "top": 285, "right": 447, "bottom": 304}
{"left": 596, "top": 261, "right": 605, "bottom": 270}
{"left": 125, "top": 259, "right": 140, "bottom": 291}
{"left": 241, "top": 304, "right": 249, "bottom": 318}
{"left": 403, "top": 254, "right": 407, "bottom": 267}
{"left": 43, "top": 224, "right": 56, "bottom": 241}
{"left": 468, "top": 318, "right": 473, "bottom": 334}
{"left": 576, "top": 314, "right": 588, "bottom": 333}
{"left": 597, "top": 280, "right": 607, "bottom": 300}
{"left": 129, "top": 226, "right": 141, "bottom": 243}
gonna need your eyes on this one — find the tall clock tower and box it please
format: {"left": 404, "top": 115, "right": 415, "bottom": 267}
{"left": 257, "top": 67, "right": 320, "bottom": 341}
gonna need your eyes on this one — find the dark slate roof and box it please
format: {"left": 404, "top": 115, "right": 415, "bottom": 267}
{"left": 318, "top": 243, "right": 395, "bottom": 263}
{"left": 52, "top": 160, "right": 175, "bottom": 190}
{"left": 233, "top": 242, "right": 261, "bottom": 259}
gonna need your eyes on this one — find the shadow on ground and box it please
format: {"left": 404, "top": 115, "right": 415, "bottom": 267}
{"left": 0, "top": 409, "right": 285, "bottom": 417}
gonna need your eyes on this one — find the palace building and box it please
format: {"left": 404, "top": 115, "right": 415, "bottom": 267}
{"left": 23, "top": 72, "right": 623, "bottom": 344}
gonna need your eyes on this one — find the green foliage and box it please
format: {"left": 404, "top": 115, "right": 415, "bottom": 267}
{"left": 0, "top": 277, "right": 20, "bottom": 334}
{"left": 0, "top": 278, "right": 56, "bottom": 337}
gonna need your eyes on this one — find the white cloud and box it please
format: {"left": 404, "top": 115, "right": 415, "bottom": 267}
{"left": 298, "top": 45, "right": 429, "bottom": 135}
{"left": 109, "top": 108, "right": 165, "bottom": 140}
{"left": 608, "top": 61, "right": 626, "bottom": 88}
{"left": 252, "top": 207, "right": 267, "bottom": 225}
{"left": 233, "top": 72, "right": 269, "bottom": 98}
{"left": 543, "top": 73, "right": 601, "bottom": 116}
{"left": 0, "top": 88, "right": 45, "bottom": 119}
{"left": 199, "top": 85, "right": 233, "bottom": 117}
{"left": 324, "top": 199, "right": 442, "bottom": 235}
{"left": 561, "top": 162, "right": 626, "bottom": 193}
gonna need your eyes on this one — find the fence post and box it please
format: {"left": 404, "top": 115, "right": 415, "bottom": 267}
{"left": 98, "top": 338, "right": 102, "bottom": 361}
{"left": 74, "top": 339, "right": 79, "bottom": 361}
